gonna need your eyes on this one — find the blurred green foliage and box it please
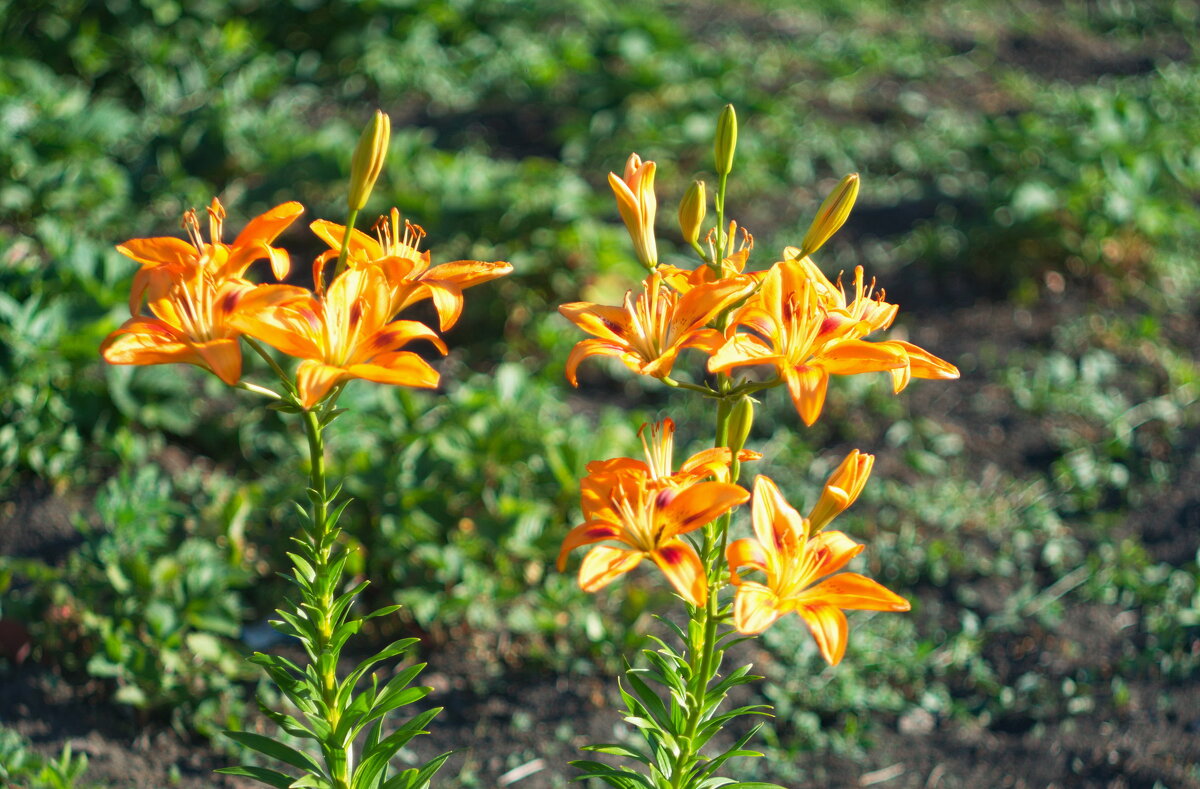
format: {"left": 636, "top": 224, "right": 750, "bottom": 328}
{"left": 0, "top": 0, "right": 1197, "bottom": 783}
{"left": 0, "top": 726, "right": 91, "bottom": 789}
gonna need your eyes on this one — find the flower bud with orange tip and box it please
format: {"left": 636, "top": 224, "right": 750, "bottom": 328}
{"left": 609, "top": 153, "right": 658, "bottom": 269}
{"left": 799, "top": 173, "right": 859, "bottom": 257}
{"left": 808, "top": 449, "right": 874, "bottom": 532}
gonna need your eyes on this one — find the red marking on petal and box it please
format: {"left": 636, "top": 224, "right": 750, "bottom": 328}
{"left": 655, "top": 488, "right": 677, "bottom": 510}
{"left": 220, "top": 289, "right": 241, "bottom": 315}
{"left": 657, "top": 543, "right": 685, "bottom": 565}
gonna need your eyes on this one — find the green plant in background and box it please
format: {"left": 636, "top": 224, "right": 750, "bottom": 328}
{"left": 0, "top": 463, "right": 250, "bottom": 736}
{"left": 0, "top": 726, "right": 91, "bottom": 789}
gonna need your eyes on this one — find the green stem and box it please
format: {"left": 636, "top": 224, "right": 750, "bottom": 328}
{"left": 667, "top": 393, "right": 737, "bottom": 787}
{"left": 330, "top": 208, "right": 360, "bottom": 286}
{"left": 300, "top": 404, "right": 351, "bottom": 789}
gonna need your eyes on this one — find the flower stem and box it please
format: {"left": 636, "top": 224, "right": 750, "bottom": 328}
{"left": 299, "top": 402, "right": 352, "bottom": 789}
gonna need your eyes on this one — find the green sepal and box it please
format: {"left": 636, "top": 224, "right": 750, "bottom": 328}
{"left": 267, "top": 401, "right": 304, "bottom": 414}
{"left": 319, "top": 407, "right": 348, "bottom": 428}
{"left": 214, "top": 765, "right": 295, "bottom": 788}
{"left": 222, "top": 731, "right": 323, "bottom": 775}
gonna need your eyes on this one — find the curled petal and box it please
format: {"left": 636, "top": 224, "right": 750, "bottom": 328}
{"left": 345, "top": 352, "right": 440, "bottom": 390}
{"left": 726, "top": 537, "right": 769, "bottom": 578}
{"left": 296, "top": 360, "right": 349, "bottom": 409}
{"left": 784, "top": 365, "right": 829, "bottom": 426}
{"left": 650, "top": 539, "right": 707, "bottom": 607}
{"left": 809, "top": 530, "right": 865, "bottom": 576}
{"left": 659, "top": 481, "right": 749, "bottom": 539}
{"left": 707, "top": 332, "right": 781, "bottom": 374}
{"left": 733, "top": 581, "right": 784, "bottom": 634}
{"left": 797, "top": 604, "right": 850, "bottom": 665}
{"left": 578, "top": 545, "right": 644, "bottom": 593}
{"left": 750, "top": 474, "right": 807, "bottom": 552}
{"left": 557, "top": 520, "right": 625, "bottom": 571}
{"left": 564, "top": 338, "right": 636, "bottom": 387}
{"left": 800, "top": 573, "right": 911, "bottom": 613}
{"left": 558, "top": 302, "right": 631, "bottom": 344}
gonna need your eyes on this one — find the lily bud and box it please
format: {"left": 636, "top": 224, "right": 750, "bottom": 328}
{"left": 678, "top": 180, "right": 707, "bottom": 245}
{"left": 800, "top": 173, "right": 859, "bottom": 257}
{"left": 714, "top": 104, "right": 738, "bottom": 176}
{"left": 608, "top": 153, "right": 659, "bottom": 268}
{"left": 348, "top": 110, "right": 391, "bottom": 212}
{"left": 726, "top": 395, "right": 754, "bottom": 457}
{"left": 808, "top": 449, "right": 874, "bottom": 532}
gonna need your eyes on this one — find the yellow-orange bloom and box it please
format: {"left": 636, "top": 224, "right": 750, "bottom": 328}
{"left": 311, "top": 210, "right": 511, "bottom": 329}
{"left": 560, "top": 271, "right": 750, "bottom": 386}
{"left": 559, "top": 419, "right": 751, "bottom": 606}
{"left": 231, "top": 267, "right": 446, "bottom": 409}
{"left": 102, "top": 201, "right": 308, "bottom": 385}
{"left": 727, "top": 475, "right": 909, "bottom": 665}
{"left": 102, "top": 275, "right": 305, "bottom": 386}
{"left": 708, "top": 259, "right": 958, "bottom": 425}
{"left": 118, "top": 199, "right": 303, "bottom": 314}
{"left": 609, "top": 153, "right": 658, "bottom": 268}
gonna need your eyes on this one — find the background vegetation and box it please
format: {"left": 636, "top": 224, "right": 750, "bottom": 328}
{"left": 1, "top": 0, "right": 1197, "bottom": 786}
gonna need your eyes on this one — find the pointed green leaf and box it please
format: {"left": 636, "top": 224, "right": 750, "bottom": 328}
{"left": 215, "top": 765, "right": 295, "bottom": 788}
{"left": 223, "top": 731, "right": 322, "bottom": 774}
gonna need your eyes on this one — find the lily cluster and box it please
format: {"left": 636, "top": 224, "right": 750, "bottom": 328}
{"left": 558, "top": 107, "right": 958, "bottom": 666}
{"left": 102, "top": 199, "right": 511, "bottom": 408}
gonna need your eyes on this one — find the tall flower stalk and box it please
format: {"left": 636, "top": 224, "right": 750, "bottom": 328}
{"left": 101, "top": 111, "right": 511, "bottom": 788}
{"left": 557, "top": 105, "right": 958, "bottom": 787}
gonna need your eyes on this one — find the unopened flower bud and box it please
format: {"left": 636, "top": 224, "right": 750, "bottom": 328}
{"left": 726, "top": 395, "right": 754, "bottom": 456}
{"left": 714, "top": 104, "right": 738, "bottom": 177}
{"left": 678, "top": 180, "right": 707, "bottom": 245}
{"left": 348, "top": 110, "right": 391, "bottom": 212}
{"left": 808, "top": 449, "right": 874, "bottom": 532}
{"left": 800, "top": 173, "right": 859, "bottom": 257}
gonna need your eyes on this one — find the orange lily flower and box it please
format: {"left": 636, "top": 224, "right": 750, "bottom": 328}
{"left": 102, "top": 273, "right": 306, "bottom": 386}
{"left": 708, "top": 259, "right": 957, "bottom": 425}
{"left": 118, "top": 199, "right": 303, "bottom": 314}
{"left": 560, "top": 271, "right": 750, "bottom": 386}
{"left": 583, "top": 418, "right": 761, "bottom": 488}
{"left": 310, "top": 209, "right": 511, "bottom": 330}
{"left": 559, "top": 419, "right": 750, "bottom": 607}
{"left": 727, "top": 475, "right": 910, "bottom": 665}
{"left": 231, "top": 267, "right": 446, "bottom": 409}
{"left": 787, "top": 252, "right": 961, "bottom": 394}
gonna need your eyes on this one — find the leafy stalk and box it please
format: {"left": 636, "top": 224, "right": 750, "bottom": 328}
{"left": 219, "top": 350, "right": 449, "bottom": 789}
